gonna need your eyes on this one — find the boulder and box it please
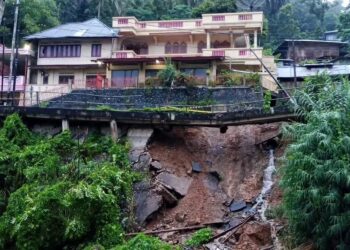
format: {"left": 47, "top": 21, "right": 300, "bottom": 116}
{"left": 136, "top": 152, "right": 152, "bottom": 171}
{"left": 157, "top": 172, "right": 192, "bottom": 197}
{"left": 230, "top": 200, "right": 247, "bottom": 212}
{"left": 157, "top": 184, "right": 178, "bottom": 206}
{"left": 150, "top": 160, "right": 162, "bottom": 171}
{"left": 192, "top": 162, "right": 203, "bottom": 173}
{"left": 234, "top": 222, "right": 272, "bottom": 250}
{"left": 134, "top": 181, "right": 163, "bottom": 224}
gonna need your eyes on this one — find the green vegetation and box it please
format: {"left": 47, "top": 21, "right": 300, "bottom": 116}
{"left": 157, "top": 60, "right": 178, "bottom": 87}
{"left": 112, "top": 233, "right": 175, "bottom": 250}
{"left": 185, "top": 228, "right": 213, "bottom": 247}
{"left": 132, "top": 106, "right": 211, "bottom": 114}
{"left": 281, "top": 74, "right": 350, "bottom": 249}
{"left": 263, "top": 90, "right": 272, "bottom": 113}
{"left": 0, "top": 113, "right": 145, "bottom": 249}
{"left": 94, "top": 105, "right": 119, "bottom": 111}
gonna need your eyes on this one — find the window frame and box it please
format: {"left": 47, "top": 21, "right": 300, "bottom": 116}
{"left": 91, "top": 44, "right": 102, "bottom": 57}
{"left": 58, "top": 75, "right": 75, "bottom": 85}
{"left": 39, "top": 44, "right": 81, "bottom": 58}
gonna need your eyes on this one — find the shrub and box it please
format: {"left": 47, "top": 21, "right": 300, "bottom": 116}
{"left": 0, "top": 114, "right": 137, "bottom": 250}
{"left": 113, "top": 234, "right": 174, "bottom": 250}
{"left": 157, "top": 60, "right": 177, "bottom": 87}
{"left": 185, "top": 228, "right": 213, "bottom": 247}
{"left": 281, "top": 75, "right": 350, "bottom": 249}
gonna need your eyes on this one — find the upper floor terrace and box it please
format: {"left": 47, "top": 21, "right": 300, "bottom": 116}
{"left": 113, "top": 12, "right": 263, "bottom": 35}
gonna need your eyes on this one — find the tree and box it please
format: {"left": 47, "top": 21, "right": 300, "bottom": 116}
{"left": 281, "top": 74, "right": 350, "bottom": 249}
{"left": 0, "top": 0, "right": 5, "bottom": 25}
{"left": 273, "top": 4, "right": 301, "bottom": 45}
{"left": 2, "top": 0, "right": 59, "bottom": 42}
{"left": 338, "top": 11, "right": 350, "bottom": 41}
{"left": 192, "top": 0, "right": 237, "bottom": 17}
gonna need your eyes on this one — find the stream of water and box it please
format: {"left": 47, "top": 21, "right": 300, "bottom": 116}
{"left": 253, "top": 149, "right": 283, "bottom": 249}
{"left": 255, "top": 149, "right": 276, "bottom": 220}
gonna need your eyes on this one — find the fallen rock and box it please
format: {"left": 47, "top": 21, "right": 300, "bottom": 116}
{"left": 186, "top": 219, "right": 201, "bottom": 226}
{"left": 157, "top": 172, "right": 192, "bottom": 197}
{"left": 175, "top": 213, "right": 186, "bottom": 223}
{"left": 132, "top": 152, "right": 152, "bottom": 172}
{"left": 192, "top": 162, "right": 203, "bottom": 173}
{"left": 204, "top": 173, "right": 220, "bottom": 191}
{"left": 205, "top": 240, "right": 231, "bottom": 250}
{"left": 234, "top": 221, "right": 272, "bottom": 250}
{"left": 230, "top": 200, "right": 247, "bottom": 212}
{"left": 150, "top": 160, "right": 162, "bottom": 171}
{"left": 134, "top": 181, "right": 163, "bottom": 224}
{"left": 158, "top": 184, "right": 178, "bottom": 206}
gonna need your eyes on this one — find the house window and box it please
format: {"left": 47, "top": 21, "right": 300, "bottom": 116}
{"left": 180, "top": 42, "right": 187, "bottom": 53}
{"left": 146, "top": 70, "right": 159, "bottom": 78}
{"left": 43, "top": 73, "right": 49, "bottom": 85}
{"left": 198, "top": 41, "right": 206, "bottom": 53}
{"left": 111, "top": 70, "right": 139, "bottom": 88}
{"left": 165, "top": 42, "right": 172, "bottom": 54}
{"left": 59, "top": 75, "right": 74, "bottom": 84}
{"left": 182, "top": 68, "right": 207, "bottom": 81}
{"left": 91, "top": 44, "right": 102, "bottom": 57}
{"left": 173, "top": 42, "right": 179, "bottom": 54}
{"left": 39, "top": 45, "right": 81, "bottom": 58}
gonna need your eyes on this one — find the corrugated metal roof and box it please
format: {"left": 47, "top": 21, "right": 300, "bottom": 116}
{"left": 25, "top": 18, "right": 118, "bottom": 40}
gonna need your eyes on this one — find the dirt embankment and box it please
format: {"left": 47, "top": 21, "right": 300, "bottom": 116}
{"left": 145, "top": 124, "right": 284, "bottom": 248}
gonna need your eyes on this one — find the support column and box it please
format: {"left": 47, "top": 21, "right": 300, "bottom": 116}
{"left": 110, "top": 119, "right": 118, "bottom": 142}
{"left": 230, "top": 33, "right": 234, "bottom": 48}
{"left": 254, "top": 30, "right": 258, "bottom": 48}
{"left": 139, "top": 62, "right": 146, "bottom": 87}
{"left": 211, "top": 61, "right": 217, "bottom": 82}
{"left": 206, "top": 32, "right": 211, "bottom": 49}
{"left": 62, "top": 119, "right": 69, "bottom": 131}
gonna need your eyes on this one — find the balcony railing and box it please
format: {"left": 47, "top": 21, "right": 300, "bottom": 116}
{"left": 112, "top": 48, "right": 263, "bottom": 61}
{"left": 113, "top": 12, "right": 263, "bottom": 32}
{"left": 202, "top": 48, "right": 263, "bottom": 60}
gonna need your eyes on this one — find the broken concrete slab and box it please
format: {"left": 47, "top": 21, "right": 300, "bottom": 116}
{"left": 150, "top": 160, "right": 162, "bottom": 171}
{"left": 157, "top": 184, "right": 178, "bottom": 206}
{"left": 134, "top": 181, "right": 163, "bottom": 224}
{"left": 157, "top": 172, "right": 192, "bottom": 197}
{"left": 192, "top": 162, "right": 203, "bottom": 173}
{"left": 127, "top": 128, "right": 154, "bottom": 150}
{"left": 229, "top": 200, "right": 247, "bottom": 212}
{"left": 132, "top": 152, "right": 152, "bottom": 172}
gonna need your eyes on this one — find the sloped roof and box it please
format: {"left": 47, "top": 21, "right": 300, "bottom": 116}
{"left": 25, "top": 18, "right": 118, "bottom": 40}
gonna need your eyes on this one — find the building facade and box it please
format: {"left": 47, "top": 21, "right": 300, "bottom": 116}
{"left": 25, "top": 13, "right": 277, "bottom": 93}
{"left": 25, "top": 18, "right": 118, "bottom": 93}
{"left": 275, "top": 39, "right": 347, "bottom": 64}
{"left": 97, "top": 12, "right": 275, "bottom": 89}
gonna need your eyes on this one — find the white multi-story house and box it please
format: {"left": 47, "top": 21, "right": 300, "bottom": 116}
{"left": 25, "top": 12, "right": 277, "bottom": 94}
{"left": 25, "top": 18, "right": 118, "bottom": 92}
{"left": 97, "top": 12, "right": 276, "bottom": 90}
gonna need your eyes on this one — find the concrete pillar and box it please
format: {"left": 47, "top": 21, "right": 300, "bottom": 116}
{"left": 211, "top": 61, "right": 217, "bottom": 82}
{"left": 139, "top": 62, "right": 146, "bottom": 87}
{"left": 206, "top": 32, "right": 211, "bottom": 49}
{"left": 254, "top": 30, "right": 258, "bottom": 48}
{"left": 230, "top": 33, "right": 234, "bottom": 48}
{"left": 62, "top": 119, "right": 69, "bottom": 131}
{"left": 110, "top": 119, "right": 118, "bottom": 142}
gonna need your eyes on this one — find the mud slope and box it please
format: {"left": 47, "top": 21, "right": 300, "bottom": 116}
{"left": 147, "top": 124, "right": 282, "bottom": 231}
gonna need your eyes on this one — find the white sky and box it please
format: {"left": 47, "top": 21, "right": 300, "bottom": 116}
{"left": 343, "top": 0, "right": 349, "bottom": 7}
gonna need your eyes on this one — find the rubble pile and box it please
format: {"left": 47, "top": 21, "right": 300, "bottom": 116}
{"left": 128, "top": 124, "right": 285, "bottom": 249}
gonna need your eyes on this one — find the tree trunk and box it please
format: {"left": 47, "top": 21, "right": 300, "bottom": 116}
{"left": 0, "top": 0, "right": 5, "bottom": 26}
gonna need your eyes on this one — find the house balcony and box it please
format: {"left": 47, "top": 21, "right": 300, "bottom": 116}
{"left": 111, "top": 48, "right": 263, "bottom": 65}
{"left": 202, "top": 48, "right": 262, "bottom": 60}
{"left": 113, "top": 12, "right": 263, "bottom": 35}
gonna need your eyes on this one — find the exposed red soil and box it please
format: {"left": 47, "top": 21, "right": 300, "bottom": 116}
{"left": 147, "top": 124, "right": 283, "bottom": 238}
